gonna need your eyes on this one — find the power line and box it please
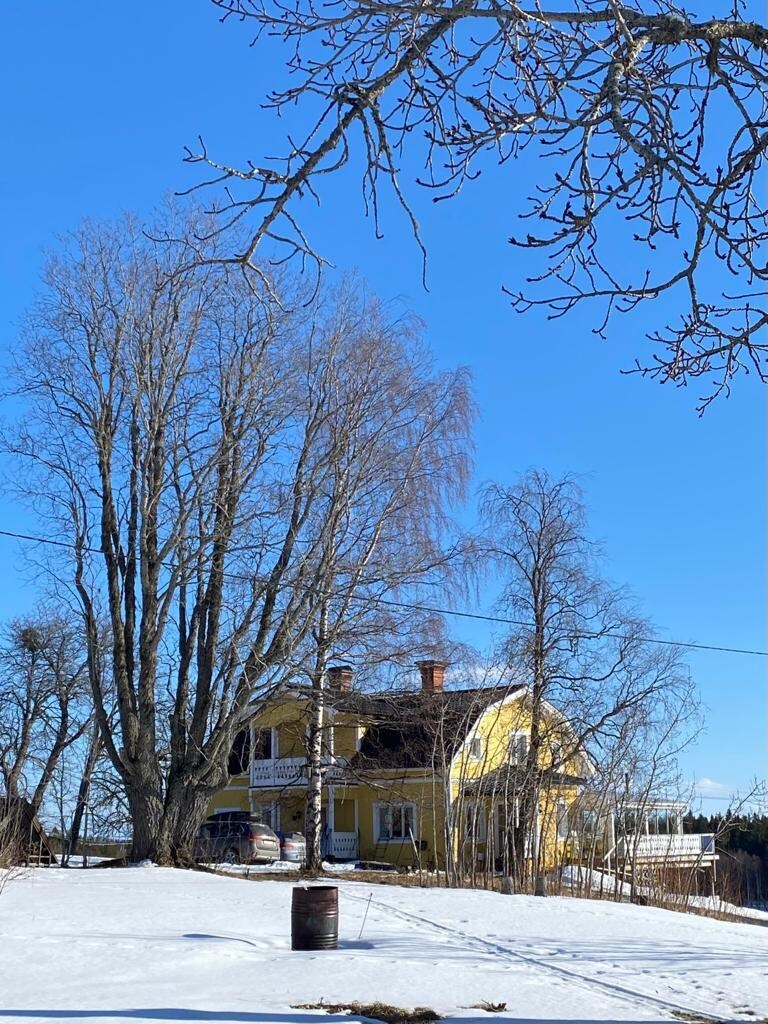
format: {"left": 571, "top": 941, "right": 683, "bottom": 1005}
{"left": 369, "top": 596, "right": 768, "bottom": 658}
{"left": 1, "top": 525, "right": 766, "bottom": 659}
{"left": 690, "top": 793, "right": 765, "bottom": 804}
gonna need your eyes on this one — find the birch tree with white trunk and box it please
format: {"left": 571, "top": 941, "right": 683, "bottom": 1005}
{"left": 290, "top": 282, "right": 472, "bottom": 869}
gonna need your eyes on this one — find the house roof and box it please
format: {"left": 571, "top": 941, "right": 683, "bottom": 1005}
{"left": 459, "top": 764, "right": 590, "bottom": 795}
{"left": 335, "top": 685, "right": 526, "bottom": 772}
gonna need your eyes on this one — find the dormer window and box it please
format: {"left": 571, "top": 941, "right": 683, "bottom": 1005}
{"left": 468, "top": 736, "right": 483, "bottom": 760}
{"left": 509, "top": 731, "right": 528, "bottom": 765}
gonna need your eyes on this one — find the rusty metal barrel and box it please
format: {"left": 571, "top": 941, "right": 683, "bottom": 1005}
{"left": 291, "top": 885, "right": 339, "bottom": 950}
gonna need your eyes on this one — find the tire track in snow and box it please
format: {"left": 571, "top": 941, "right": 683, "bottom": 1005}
{"left": 341, "top": 890, "right": 732, "bottom": 1023}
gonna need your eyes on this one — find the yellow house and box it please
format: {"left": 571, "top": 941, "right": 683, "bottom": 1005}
{"left": 209, "top": 661, "right": 592, "bottom": 873}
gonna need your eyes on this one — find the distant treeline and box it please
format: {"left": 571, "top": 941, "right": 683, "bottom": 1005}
{"left": 685, "top": 812, "right": 768, "bottom": 907}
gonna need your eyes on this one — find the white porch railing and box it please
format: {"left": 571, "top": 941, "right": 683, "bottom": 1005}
{"left": 616, "top": 833, "right": 716, "bottom": 861}
{"left": 250, "top": 756, "right": 348, "bottom": 789}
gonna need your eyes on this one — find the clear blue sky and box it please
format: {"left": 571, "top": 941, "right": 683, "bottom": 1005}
{"left": 1, "top": 2, "right": 765, "bottom": 811}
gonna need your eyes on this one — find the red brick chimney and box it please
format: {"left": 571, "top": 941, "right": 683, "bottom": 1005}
{"left": 417, "top": 660, "right": 446, "bottom": 693}
{"left": 327, "top": 664, "right": 353, "bottom": 692}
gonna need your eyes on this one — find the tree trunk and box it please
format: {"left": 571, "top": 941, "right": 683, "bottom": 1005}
{"left": 165, "top": 781, "right": 215, "bottom": 866}
{"left": 305, "top": 679, "right": 326, "bottom": 872}
{"left": 125, "top": 779, "right": 165, "bottom": 863}
{"left": 305, "top": 597, "right": 331, "bottom": 874}
{"left": 66, "top": 722, "right": 102, "bottom": 866}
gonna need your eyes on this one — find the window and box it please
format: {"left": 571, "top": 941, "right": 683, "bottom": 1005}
{"left": 509, "top": 731, "right": 528, "bottom": 765}
{"left": 556, "top": 800, "right": 569, "bottom": 841}
{"left": 252, "top": 728, "right": 273, "bottom": 761}
{"left": 374, "top": 802, "right": 416, "bottom": 842}
{"left": 468, "top": 736, "right": 484, "bottom": 760}
{"left": 576, "top": 808, "right": 599, "bottom": 835}
{"left": 252, "top": 802, "right": 277, "bottom": 830}
{"left": 464, "top": 801, "right": 487, "bottom": 842}
{"left": 616, "top": 810, "right": 638, "bottom": 835}
{"left": 648, "top": 808, "right": 676, "bottom": 835}
{"left": 228, "top": 729, "right": 252, "bottom": 775}
{"left": 550, "top": 741, "right": 563, "bottom": 768}
{"left": 494, "top": 800, "right": 520, "bottom": 844}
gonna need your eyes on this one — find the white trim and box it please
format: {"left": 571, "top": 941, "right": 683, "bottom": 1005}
{"left": 468, "top": 735, "right": 484, "bottom": 760}
{"left": 508, "top": 729, "right": 529, "bottom": 765}
{"left": 373, "top": 800, "right": 418, "bottom": 843}
{"left": 327, "top": 785, "right": 336, "bottom": 833}
{"left": 463, "top": 800, "right": 487, "bottom": 842}
{"left": 327, "top": 707, "right": 335, "bottom": 758}
{"left": 354, "top": 772, "right": 437, "bottom": 786}
{"left": 556, "top": 799, "right": 569, "bottom": 841}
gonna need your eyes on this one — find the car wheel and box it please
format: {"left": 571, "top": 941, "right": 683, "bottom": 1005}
{"left": 222, "top": 847, "right": 240, "bottom": 865}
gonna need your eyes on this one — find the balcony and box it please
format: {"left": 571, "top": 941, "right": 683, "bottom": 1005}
{"left": 615, "top": 832, "right": 716, "bottom": 863}
{"left": 250, "top": 756, "right": 349, "bottom": 789}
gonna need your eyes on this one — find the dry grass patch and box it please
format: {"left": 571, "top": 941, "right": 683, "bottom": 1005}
{"left": 292, "top": 1001, "right": 440, "bottom": 1024}
{"left": 225, "top": 867, "right": 443, "bottom": 888}
{"left": 670, "top": 1012, "right": 724, "bottom": 1023}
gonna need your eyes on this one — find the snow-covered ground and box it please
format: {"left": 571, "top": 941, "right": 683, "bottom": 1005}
{"left": 0, "top": 866, "right": 766, "bottom": 1024}
{"left": 559, "top": 865, "right": 768, "bottom": 923}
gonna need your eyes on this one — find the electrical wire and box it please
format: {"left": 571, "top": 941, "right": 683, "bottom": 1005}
{"left": 0, "top": 526, "right": 765, "bottom": 658}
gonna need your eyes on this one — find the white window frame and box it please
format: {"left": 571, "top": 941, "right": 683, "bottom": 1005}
{"left": 576, "top": 807, "right": 599, "bottom": 836}
{"left": 468, "top": 735, "right": 484, "bottom": 760}
{"left": 463, "top": 800, "right": 487, "bottom": 842}
{"left": 251, "top": 727, "right": 276, "bottom": 761}
{"left": 508, "top": 730, "right": 528, "bottom": 765}
{"left": 556, "top": 799, "right": 570, "bottom": 841}
{"left": 373, "top": 801, "right": 417, "bottom": 843}
{"left": 493, "top": 798, "right": 520, "bottom": 847}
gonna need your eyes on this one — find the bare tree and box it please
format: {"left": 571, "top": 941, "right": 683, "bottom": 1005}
{"left": 0, "top": 805, "right": 27, "bottom": 895}
{"left": 288, "top": 282, "right": 472, "bottom": 868}
{"left": 184, "top": 0, "right": 768, "bottom": 407}
{"left": 63, "top": 719, "right": 103, "bottom": 865}
{"left": 8, "top": 210, "right": 409, "bottom": 863}
{"left": 477, "top": 469, "right": 698, "bottom": 890}
{"left": 0, "top": 614, "right": 91, "bottom": 816}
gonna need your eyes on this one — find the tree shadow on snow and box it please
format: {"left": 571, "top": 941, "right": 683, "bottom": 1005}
{"left": 0, "top": 1013, "right": 682, "bottom": 1023}
{"left": 0, "top": 1013, "right": 353, "bottom": 1023}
